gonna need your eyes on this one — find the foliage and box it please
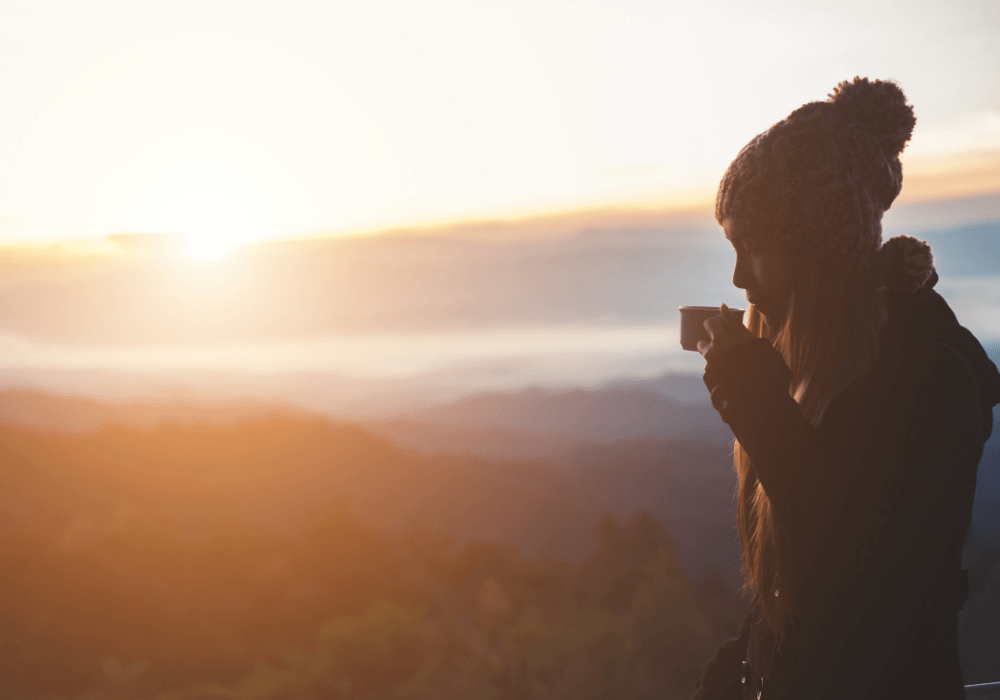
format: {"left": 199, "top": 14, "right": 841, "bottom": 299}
{"left": 0, "top": 508, "right": 746, "bottom": 700}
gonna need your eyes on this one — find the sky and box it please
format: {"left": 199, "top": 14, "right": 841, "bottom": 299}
{"left": 0, "top": 0, "right": 997, "bottom": 253}
{"left": 0, "top": 0, "right": 997, "bottom": 405}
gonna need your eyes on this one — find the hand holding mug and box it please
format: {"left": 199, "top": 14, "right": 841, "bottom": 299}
{"left": 696, "top": 303, "right": 753, "bottom": 363}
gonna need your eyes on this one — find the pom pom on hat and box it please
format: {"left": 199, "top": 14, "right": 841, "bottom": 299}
{"left": 828, "top": 77, "right": 916, "bottom": 158}
{"left": 873, "top": 235, "right": 935, "bottom": 292}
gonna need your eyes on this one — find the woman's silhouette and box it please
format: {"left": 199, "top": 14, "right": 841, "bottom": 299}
{"left": 690, "top": 77, "right": 1000, "bottom": 699}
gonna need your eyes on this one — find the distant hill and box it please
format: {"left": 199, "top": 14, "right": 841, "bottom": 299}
{"left": 0, "top": 381, "right": 730, "bottom": 463}
{"left": 615, "top": 372, "right": 712, "bottom": 403}
{"left": 555, "top": 439, "right": 741, "bottom": 577}
{"left": 0, "top": 386, "right": 994, "bottom": 588}
{"left": 0, "top": 407, "right": 739, "bottom": 577}
{"left": 0, "top": 388, "right": 308, "bottom": 434}
{"left": 376, "top": 384, "right": 730, "bottom": 456}
{"left": 363, "top": 419, "right": 584, "bottom": 461}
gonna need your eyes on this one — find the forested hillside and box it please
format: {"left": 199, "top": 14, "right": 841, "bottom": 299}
{"left": 0, "top": 415, "right": 747, "bottom": 698}
{"left": 0, "top": 396, "right": 996, "bottom": 695}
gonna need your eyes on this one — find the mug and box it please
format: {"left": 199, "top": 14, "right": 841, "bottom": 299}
{"left": 678, "top": 306, "right": 746, "bottom": 352}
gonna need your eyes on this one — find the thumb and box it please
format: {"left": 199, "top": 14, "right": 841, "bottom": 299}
{"left": 720, "top": 303, "right": 740, "bottom": 328}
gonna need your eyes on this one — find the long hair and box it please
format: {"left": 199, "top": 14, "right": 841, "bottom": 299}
{"left": 734, "top": 250, "right": 889, "bottom": 639}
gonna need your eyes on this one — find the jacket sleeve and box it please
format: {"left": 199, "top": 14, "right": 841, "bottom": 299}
{"left": 702, "top": 336, "right": 980, "bottom": 579}
{"left": 688, "top": 609, "right": 751, "bottom": 700}
{"left": 703, "top": 337, "right": 849, "bottom": 577}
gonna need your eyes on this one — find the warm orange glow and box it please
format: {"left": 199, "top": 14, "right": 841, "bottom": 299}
{"left": 0, "top": 4, "right": 996, "bottom": 247}
{"left": 899, "top": 148, "right": 1000, "bottom": 202}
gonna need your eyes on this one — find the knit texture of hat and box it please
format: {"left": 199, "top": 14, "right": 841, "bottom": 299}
{"left": 716, "top": 77, "right": 932, "bottom": 289}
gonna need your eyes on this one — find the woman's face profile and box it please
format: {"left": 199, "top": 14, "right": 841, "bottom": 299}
{"left": 722, "top": 217, "right": 790, "bottom": 329}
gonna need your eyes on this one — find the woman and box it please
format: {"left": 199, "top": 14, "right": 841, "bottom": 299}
{"left": 689, "top": 77, "right": 1000, "bottom": 700}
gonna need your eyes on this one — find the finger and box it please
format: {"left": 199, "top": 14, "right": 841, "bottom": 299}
{"left": 720, "top": 303, "right": 742, "bottom": 330}
{"left": 703, "top": 315, "right": 724, "bottom": 339}
{"left": 696, "top": 338, "right": 711, "bottom": 357}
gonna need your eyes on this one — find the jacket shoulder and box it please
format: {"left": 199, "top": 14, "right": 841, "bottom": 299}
{"left": 891, "top": 288, "right": 999, "bottom": 412}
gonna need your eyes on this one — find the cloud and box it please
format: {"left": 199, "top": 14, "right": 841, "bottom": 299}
{"left": 900, "top": 148, "right": 1000, "bottom": 202}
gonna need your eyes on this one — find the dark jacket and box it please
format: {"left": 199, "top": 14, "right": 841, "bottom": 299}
{"left": 691, "top": 277, "right": 1000, "bottom": 700}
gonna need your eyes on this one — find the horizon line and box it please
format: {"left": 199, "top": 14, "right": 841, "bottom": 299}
{"left": 0, "top": 184, "right": 998, "bottom": 258}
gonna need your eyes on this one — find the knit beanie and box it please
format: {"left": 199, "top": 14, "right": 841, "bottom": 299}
{"left": 715, "top": 77, "right": 934, "bottom": 292}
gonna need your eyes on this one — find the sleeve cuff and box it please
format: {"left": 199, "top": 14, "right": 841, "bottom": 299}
{"left": 703, "top": 338, "right": 791, "bottom": 422}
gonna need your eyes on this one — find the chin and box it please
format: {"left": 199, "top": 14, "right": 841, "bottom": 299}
{"left": 756, "top": 307, "right": 781, "bottom": 330}
{"left": 761, "top": 311, "right": 787, "bottom": 331}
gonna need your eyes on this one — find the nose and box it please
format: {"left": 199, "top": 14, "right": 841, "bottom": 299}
{"left": 732, "top": 252, "right": 753, "bottom": 291}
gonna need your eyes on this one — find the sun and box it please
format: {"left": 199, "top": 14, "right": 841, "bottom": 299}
{"left": 178, "top": 208, "right": 243, "bottom": 260}
{"left": 186, "top": 234, "right": 234, "bottom": 260}
{"left": 114, "top": 130, "right": 292, "bottom": 260}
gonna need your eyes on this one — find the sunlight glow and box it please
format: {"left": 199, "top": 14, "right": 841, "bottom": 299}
{"left": 186, "top": 234, "right": 233, "bottom": 260}
{"left": 124, "top": 129, "right": 292, "bottom": 259}
{"left": 0, "top": 3, "right": 996, "bottom": 246}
